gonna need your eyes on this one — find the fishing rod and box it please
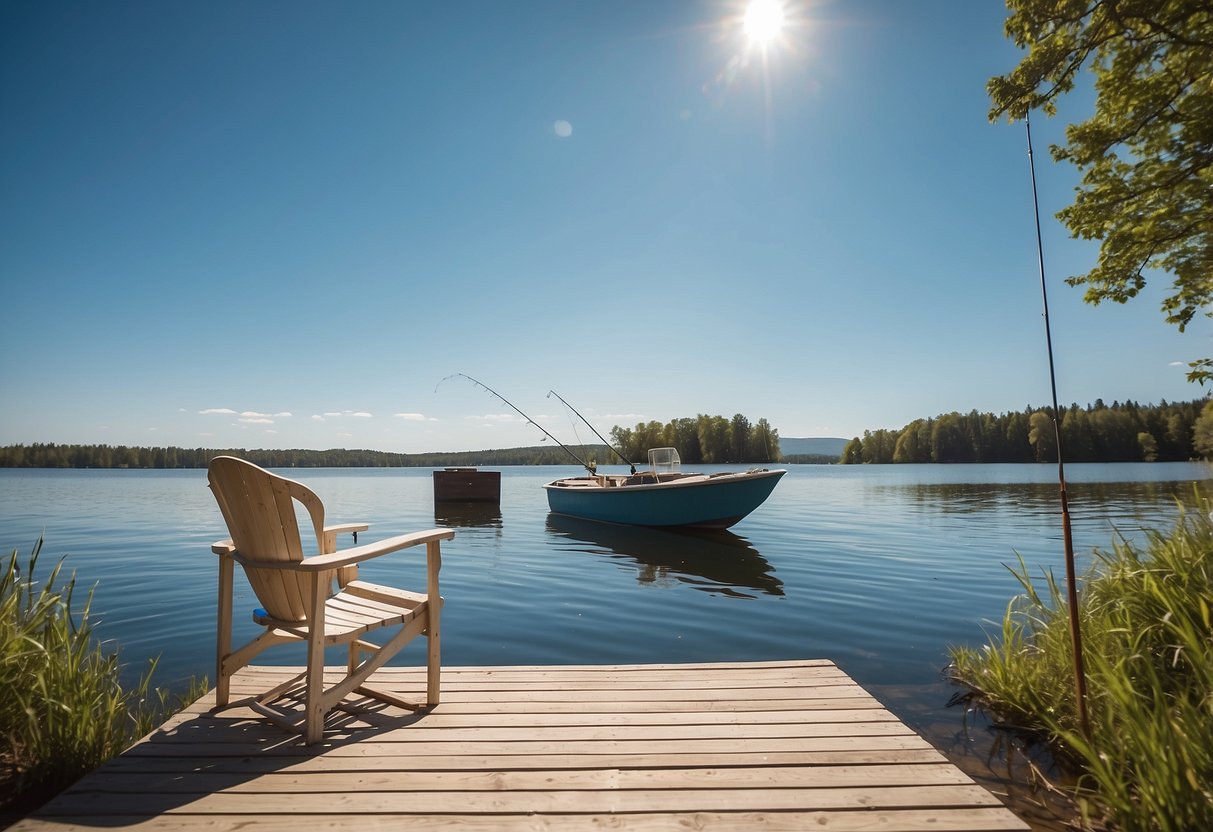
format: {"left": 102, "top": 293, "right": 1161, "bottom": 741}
{"left": 436, "top": 373, "right": 596, "bottom": 473}
{"left": 1026, "top": 112, "right": 1091, "bottom": 738}
{"left": 547, "top": 389, "right": 637, "bottom": 474}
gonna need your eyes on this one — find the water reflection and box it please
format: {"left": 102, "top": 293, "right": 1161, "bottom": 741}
{"left": 433, "top": 502, "right": 503, "bottom": 529}
{"left": 545, "top": 514, "right": 783, "bottom": 598}
{"left": 877, "top": 479, "right": 1202, "bottom": 523}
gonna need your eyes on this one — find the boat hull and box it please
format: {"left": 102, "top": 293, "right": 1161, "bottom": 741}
{"left": 544, "top": 468, "right": 786, "bottom": 529}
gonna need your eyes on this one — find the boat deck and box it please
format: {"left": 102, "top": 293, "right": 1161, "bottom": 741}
{"left": 11, "top": 660, "right": 1028, "bottom": 831}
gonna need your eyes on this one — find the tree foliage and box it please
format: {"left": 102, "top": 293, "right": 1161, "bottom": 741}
{"left": 989, "top": 0, "right": 1213, "bottom": 384}
{"left": 610, "top": 413, "right": 781, "bottom": 465}
{"left": 0, "top": 412, "right": 785, "bottom": 469}
{"left": 1194, "top": 400, "right": 1213, "bottom": 458}
{"left": 840, "top": 398, "right": 1209, "bottom": 463}
{"left": 0, "top": 444, "right": 615, "bottom": 470}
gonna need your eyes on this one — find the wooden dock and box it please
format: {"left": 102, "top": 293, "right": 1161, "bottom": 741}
{"left": 12, "top": 660, "right": 1028, "bottom": 831}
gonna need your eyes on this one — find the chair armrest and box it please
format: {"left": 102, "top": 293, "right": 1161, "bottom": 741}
{"left": 325, "top": 523, "right": 369, "bottom": 536}
{"left": 212, "top": 539, "right": 236, "bottom": 556}
{"left": 298, "top": 528, "right": 454, "bottom": 571}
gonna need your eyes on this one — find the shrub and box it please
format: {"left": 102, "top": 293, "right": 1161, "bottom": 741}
{"left": 1, "top": 539, "right": 202, "bottom": 815}
{"left": 949, "top": 490, "right": 1213, "bottom": 830}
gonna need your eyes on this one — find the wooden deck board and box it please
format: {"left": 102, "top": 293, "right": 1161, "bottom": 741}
{"left": 11, "top": 660, "right": 1028, "bottom": 832}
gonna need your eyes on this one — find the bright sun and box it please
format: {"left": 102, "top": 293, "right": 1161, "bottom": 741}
{"left": 743, "top": 0, "right": 785, "bottom": 46}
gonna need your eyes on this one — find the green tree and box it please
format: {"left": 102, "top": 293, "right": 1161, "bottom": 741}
{"left": 860, "top": 429, "right": 897, "bottom": 465}
{"left": 666, "top": 418, "right": 702, "bottom": 464}
{"left": 932, "top": 414, "right": 974, "bottom": 464}
{"left": 1137, "top": 431, "right": 1159, "bottom": 462}
{"left": 1028, "top": 410, "right": 1058, "bottom": 463}
{"left": 729, "top": 414, "right": 752, "bottom": 463}
{"left": 893, "top": 419, "right": 932, "bottom": 464}
{"left": 696, "top": 415, "right": 730, "bottom": 464}
{"left": 989, "top": 0, "right": 1213, "bottom": 384}
{"left": 1166, "top": 410, "right": 1195, "bottom": 459}
{"left": 1194, "top": 401, "right": 1213, "bottom": 459}
{"left": 840, "top": 438, "right": 863, "bottom": 464}
{"left": 1003, "top": 410, "right": 1033, "bottom": 462}
{"left": 749, "top": 418, "right": 779, "bottom": 462}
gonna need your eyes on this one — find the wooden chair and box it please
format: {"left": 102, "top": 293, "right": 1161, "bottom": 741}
{"left": 207, "top": 455, "right": 453, "bottom": 744}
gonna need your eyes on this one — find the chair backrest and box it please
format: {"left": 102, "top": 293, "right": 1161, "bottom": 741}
{"left": 208, "top": 456, "right": 328, "bottom": 622}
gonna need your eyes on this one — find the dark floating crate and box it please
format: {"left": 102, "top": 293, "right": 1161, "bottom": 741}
{"left": 432, "top": 468, "right": 501, "bottom": 503}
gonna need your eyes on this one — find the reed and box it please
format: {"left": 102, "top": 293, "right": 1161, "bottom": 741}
{"left": 949, "top": 489, "right": 1213, "bottom": 831}
{"left": 1, "top": 539, "right": 206, "bottom": 815}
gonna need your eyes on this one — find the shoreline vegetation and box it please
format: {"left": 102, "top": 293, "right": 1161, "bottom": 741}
{"left": 0, "top": 540, "right": 205, "bottom": 822}
{"left": 947, "top": 489, "right": 1213, "bottom": 830}
{"left": 1, "top": 399, "right": 1210, "bottom": 470}
{"left": 841, "top": 398, "right": 1211, "bottom": 465}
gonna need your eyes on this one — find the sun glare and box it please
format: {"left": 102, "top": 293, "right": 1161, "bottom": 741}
{"left": 743, "top": 0, "right": 785, "bottom": 46}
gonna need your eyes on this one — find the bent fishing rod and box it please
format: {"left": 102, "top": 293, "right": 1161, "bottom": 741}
{"left": 437, "top": 373, "right": 596, "bottom": 473}
{"left": 547, "top": 389, "right": 637, "bottom": 474}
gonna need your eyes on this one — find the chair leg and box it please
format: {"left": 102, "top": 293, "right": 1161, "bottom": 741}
{"left": 426, "top": 540, "right": 442, "bottom": 705}
{"left": 304, "top": 572, "right": 328, "bottom": 744}
{"left": 215, "top": 556, "right": 234, "bottom": 708}
{"left": 425, "top": 599, "right": 441, "bottom": 706}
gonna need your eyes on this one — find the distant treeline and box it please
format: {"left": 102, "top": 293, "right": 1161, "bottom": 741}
{"left": 840, "top": 399, "right": 1210, "bottom": 464}
{"left": 6, "top": 399, "right": 1208, "bottom": 469}
{"left": 0, "top": 444, "right": 614, "bottom": 470}
{"left": 781, "top": 454, "right": 841, "bottom": 465}
{"left": 609, "top": 414, "right": 780, "bottom": 464}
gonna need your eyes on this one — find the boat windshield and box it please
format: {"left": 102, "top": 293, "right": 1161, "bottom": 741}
{"left": 647, "top": 447, "right": 681, "bottom": 474}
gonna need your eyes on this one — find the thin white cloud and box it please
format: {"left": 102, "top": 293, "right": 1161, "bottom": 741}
{"left": 1170, "top": 361, "right": 1185, "bottom": 367}
{"left": 201, "top": 408, "right": 291, "bottom": 424}
{"left": 468, "top": 413, "right": 517, "bottom": 422}
{"left": 394, "top": 413, "right": 431, "bottom": 421}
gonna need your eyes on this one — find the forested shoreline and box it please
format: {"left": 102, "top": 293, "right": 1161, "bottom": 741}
{"left": 0, "top": 444, "right": 617, "bottom": 470}
{"left": 2, "top": 399, "right": 1209, "bottom": 468}
{"left": 841, "top": 399, "right": 1212, "bottom": 464}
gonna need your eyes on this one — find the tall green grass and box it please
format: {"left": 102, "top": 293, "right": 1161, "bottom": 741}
{"left": 949, "top": 490, "right": 1213, "bottom": 831}
{"left": 1, "top": 539, "right": 205, "bottom": 815}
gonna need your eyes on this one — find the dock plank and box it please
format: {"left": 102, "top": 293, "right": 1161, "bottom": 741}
{"left": 10, "top": 660, "right": 1028, "bottom": 831}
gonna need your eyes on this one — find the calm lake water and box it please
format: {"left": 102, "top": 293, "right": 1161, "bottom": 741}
{"left": 2, "top": 462, "right": 1209, "bottom": 824}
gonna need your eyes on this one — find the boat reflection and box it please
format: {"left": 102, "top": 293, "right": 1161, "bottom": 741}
{"left": 545, "top": 514, "right": 783, "bottom": 598}
{"left": 434, "top": 502, "right": 503, "bottom": 529}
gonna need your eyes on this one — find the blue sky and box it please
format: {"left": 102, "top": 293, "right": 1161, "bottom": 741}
{"left": 2, "top": 1, "right": 1206, "bottom": 454}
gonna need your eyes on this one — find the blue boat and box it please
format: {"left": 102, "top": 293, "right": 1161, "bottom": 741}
{"left": 544, "top": 448, "right": 786, "bottom": 529}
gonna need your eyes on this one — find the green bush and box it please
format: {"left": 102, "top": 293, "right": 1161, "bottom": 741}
{"left": 1, "top": 539, "right": 203, "bottom": 815}
{"left": 949, "top": 490, "right": 1213, "bottom": 831}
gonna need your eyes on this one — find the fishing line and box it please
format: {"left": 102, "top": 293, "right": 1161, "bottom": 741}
{"left": 547, "top": 390, "right": 637, "bottom": 473}
{"left": 436, "top": 373, "right": 595, "bottom": 472}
